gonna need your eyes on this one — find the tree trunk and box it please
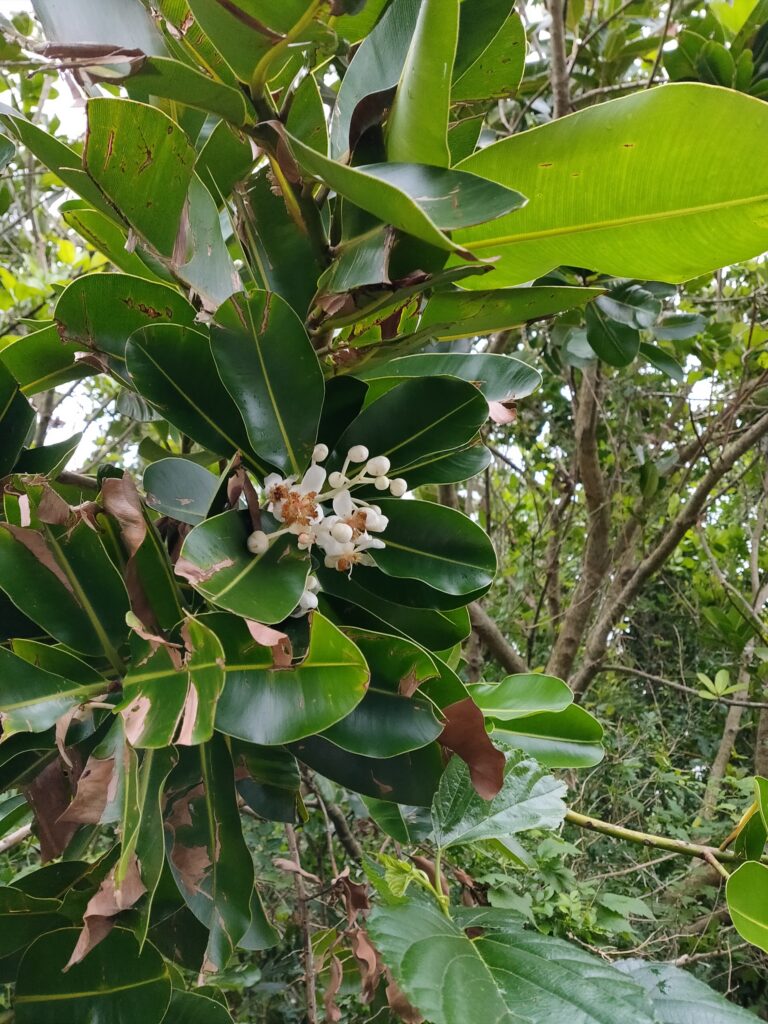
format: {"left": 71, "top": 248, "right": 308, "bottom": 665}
{"left": 701, "top": 702, "right": 746, "bottom": 821}
{"left": 755, "top": 699, "right": 768, "bottom": 778}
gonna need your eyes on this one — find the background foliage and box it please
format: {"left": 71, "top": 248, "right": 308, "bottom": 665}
{"left": 2, "top": 0, "right": 768, "bottom": 1021}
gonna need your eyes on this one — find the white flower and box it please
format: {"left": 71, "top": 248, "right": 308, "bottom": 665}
{"left": 348, "top": 444, "right": 369, "bottom": 463}
{"left": 366, "top": 455, "right": 391, "bottom": 477}
{"left": 246, "top": 530, "right": 269, "bottom": 555}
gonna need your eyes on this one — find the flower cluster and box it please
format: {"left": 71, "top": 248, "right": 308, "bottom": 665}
{"left": 245, "top": 444, "right": 408, "bottom": 612}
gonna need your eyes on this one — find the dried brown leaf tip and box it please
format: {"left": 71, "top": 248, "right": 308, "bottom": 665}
{"left": 58, "top": 754, "right": 117, "bottom": 825}
{"left": 65, "top": 857, "right": 146, "bottom": 969}
{"left": 439, "top": 697, "right": 505, "bottom": 799}
{"left": 246, "top": 619, "right": 293, "bottom": 667}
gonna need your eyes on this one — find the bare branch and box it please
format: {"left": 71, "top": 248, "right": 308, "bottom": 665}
{"left": 469, "top": 602, "right": 528, "bottom": 676}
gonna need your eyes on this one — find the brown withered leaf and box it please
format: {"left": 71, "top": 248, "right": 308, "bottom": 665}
{"left": 65, "top": 857, "right": 147, "bottom": 969}
{"left": 246, "top": 620, "right": 292, "bottom": 668}
{"left": 58, "top": 755, "right": 116, "bottom": 825}
{"left": 37, "top": 484, "right": 71, "bottom": 526}
{"left": 0, "top": 523, "right": 74, "bottom": 594}
{"left": 385, "top": 969, "right": 424, "bottom": 1024}
{"left": 332, "top": 867, "right": 370, "bottom": 925}
{"left": 101, "top": 474, "right": 146, "bottom": 555}
{"left": 323, "top": 955, "right": 343, "bottom": 1023}
{"left": 24, "top": 756, "right": 82, "bottom": 861}
{"left": 350, "top": 927, "right": 382, "bottom": 1004}
{"left": 488, "top": 399, "right": 517, "bottom": 425}
{"left": 439, "top": 698, "right": 505, "bottom": 799}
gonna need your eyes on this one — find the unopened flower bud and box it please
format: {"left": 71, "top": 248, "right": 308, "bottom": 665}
{"left": 374, "top": 476, "right": 390, "bottom": 491}
{"left": 312, "top": 443, "right": 329, "bottom": 462}
{"left": 297, "top": 532, "right": 313, "bottom": 549}
{"left": 246, "top": 530, "right": 269, "bottom": 555}
{"left": 331, "top": 522, "right": 354, "bottom": 543}
{"left": 366, "top": 455, "right": 391, "bottom": 477}
{"left": 328, "top": 471, "right": 345, "bottom": 488}
{"left": 390, "top": 478, "right": 407, "bottom": 497}
{"left": 306, "top": 575, "right": 320, "bottom": 592}
{"left": 300, "top": 591, "right": 319, "bottom": 611}
{"left": 348, "top": 445, "right": 369, "bottom": 463}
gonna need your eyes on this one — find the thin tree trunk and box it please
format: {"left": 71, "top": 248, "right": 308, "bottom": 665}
{"left": 755, "top": 701, "right": 768, "bottom": 778}
{"left": 701, "top": 703, "right": 746, "bottom": 821}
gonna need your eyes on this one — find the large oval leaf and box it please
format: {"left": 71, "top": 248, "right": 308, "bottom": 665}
{"left": 726, "top": 860, "right": 768, "bottom": 953}
{"left": 85, "top": 98, "right": 195, "bottom": 257}
{"left": 55, "top": 273, "right": 196, "bottom": 367}
{"left": 322, "top": 689, "right": 442, "bottom": 757}
{"left": 15, "top": 927, "right": 171, "bottom": 1024}
{"left": 126, "top": 325, "right": 265, "bottom": 473}
{"left": 371, "top": 498, "right": 497, "bottom": 596}
{"left": 452, "top": 1, "right": 525, "bottom": 103}
{"left": 210, "top": 291, "right": 324, "bottom": 475}
{"left": 178, "top": 510, "right": 309, "bottom": 623}
{"left": 615, "top": 958, "right": 759, "bottom": 1023}
{"left": 490, "top": 704, "right": 605, "bottom": 768}
{"left": 418, "top": 285, "right": 602, "bottom": 340}
{"left": 455, "top": 84, "right": 768, "bottom": 286}
{"left": 363, "top": 352, "right": 542, "bottom": 402}
{"left": 471, "top": 673, "right": 572, "bottom": 719}
{"left": 213, "top": 612, "right": 369, "bottom": 744}
{"left": 292, "top": 735, "right": 444, "bottom": 806}
{"left": 0, "top": 361, "right": 34, "bottom": 477}
{"left": 330, "top": 376, "right": 488, "bottom": 476}
{"left": 143, "top": 458, "right": 219, "bottom": 527}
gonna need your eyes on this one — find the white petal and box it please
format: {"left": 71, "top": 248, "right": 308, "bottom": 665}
{"left": 300, "top": 463, "right": 326, "bottom": 494}
{"left": 333, "top": 489, "right": 354, "bottom": 518}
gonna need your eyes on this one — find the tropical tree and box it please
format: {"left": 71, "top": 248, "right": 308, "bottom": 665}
{"left": 1, "top": 0, "right": 768, "bottom": 1021}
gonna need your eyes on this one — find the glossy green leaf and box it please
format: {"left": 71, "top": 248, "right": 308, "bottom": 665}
{"left": 418, "top": 285, "right": 602, "bottom": 339}
{"left": 292, "top": 735, "right": 444, "bottom": 806}
{"left": 0, "top": 104, "right": 115, "bottom": 216}
{"left": 14, "top": 433, "right": 81, "bottom": 477}
{"left": 323, "top": 689, "right": 442, "bottom": 757}
{"left": 471, "top": 673, "right": 573, "bottom": 719}
{"left": 0, "top": 887, "right": 67, "bottom": 957}
{"left": 363, "top": 797, "right": 432, "bottom": 844}
{"left": 126, "top": 325, "right": 264, "bottom": 472}
{"left": 431, "top": 752, "right": 566, "bottom": 850}
{"left": 0, "top": 520, "right": 129, "bottom": 660}
{"left": 165, "top": 737, "right": 255, "bottom": 971}
{"left": 640, "top": 342, "right": 685, "bottom": 381}
{"left": 55, "top": 273, "right": 196, "bottom": 368}
{"left": 214, "top": 611, "right": 369, "bottom": 744}
{"left": 614, "top": 958, "right": 759, "bottom": 1023}
{"left": 281, "top": 127, "right": 525, "bottom": 251}
{"left": 210, "top": 290, "right": 324, "bottom": 475}
{"left": 196, "top": 122, "right": 255, "bottom": 202}
{"left": 242, "top": 171, "right": 325, "bottom": 316}
{"left": 106, "top": 56, "right": 253, "bottom": 125}
{"left": 143, "top": 458, "right": 219, "bottom": 526}
{"left": 403, "top": 444, "right": 493, "bottom": 488}
{"left": 319, "top": 568, "right": 471, "bottom": 650}
{"left": 364, "top": 352, "right": 541, "bottom": 402}
{"left": 186, "top": 0, "right": 310, "bottom": 82}
{"left": 0, "top": 794, "right": 30, "bottom": 840}
{"left": 330, "top": 0, "right": 420, "bottom": 158}
{"left": 368, "top": 901, "right": 658, "bottom": 1024}
{"left": 286, "top": 73, "right": 327, "bottom": 154}
{"left": 1, "top": 324, "right": 90, "bottom": 397}
{"left": 85, "top": 98, "right": 195, "bottom": 257}
{"left": 456, "top": 84, "right": 768, "bottom": 286}
{"left": 452, "top": 1, "right": 525, "bottom": 102}
{"left": 386, "top": 0, "right": 458, "bottom": 167}
{"left": 120, "top": 618, "right": 225, "bottom": 748}
{"left": 343, "top": 627, "right": 439, "bottom": 693}
{"left": 727, "top": 860, "right": 768, "bottom": 952}
{"left": 0, "top": 133, "right": 14, "bottom": 169}
{"left": 15, "top": 927, "right": 171, "bottom": 1024}
{"left": 371, "top": 498, "right": 496, "bottom": 596}
{"left": 586, "top": 303, "right": 640, "bottom": 366}
{"left": 331, "top": 376, "right": 488, "bottom": 476}
{"left": 234, "top": 741, "right": 301, "bottom": 823}
{"left": 0, "top": 645, "right": 105, "bottom": 737}
{"left": 178, "top": 510, "right": 309, "bottom": 622}
{"left": 490, "top": 704, "right": 605, "bottom": 768}
{"left": 171, "top": 175, "right": 240, "bottom": 308}
{"left": 60, "top": 200, "right": 172, "bottom": 281}
{"left": 653, "top": 312, "right": 706, "bottom": 340}
{"left": 0, "top": 361, "right": 34, "bottom": 476}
